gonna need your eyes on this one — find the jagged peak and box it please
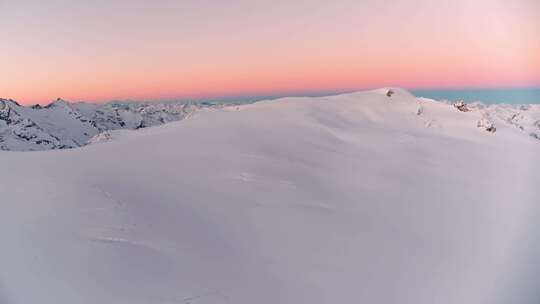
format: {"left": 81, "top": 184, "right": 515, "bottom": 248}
{"left": 0, "top": 98, "right": 22, "bottom": 109}
{"left": 45, "top": 98, "right": 71, "bottom": 109}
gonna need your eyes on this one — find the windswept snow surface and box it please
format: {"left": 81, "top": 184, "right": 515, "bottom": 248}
{"left": 1, "top": 89, "right": 539, "bottom": 304}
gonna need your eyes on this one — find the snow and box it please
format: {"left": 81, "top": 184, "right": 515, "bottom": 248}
{"left": 1, "top": 88, "right": 539, "bottom": 304}
{"left": 0, "top": 99, "right": 224, "bottom": 151}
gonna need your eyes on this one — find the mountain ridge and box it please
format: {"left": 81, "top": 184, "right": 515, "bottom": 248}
{"left": 0, "top": 97, "right": 230, "bottom": 151}
{"left": 1, "top": 89, "right": 539, "bottom": 151}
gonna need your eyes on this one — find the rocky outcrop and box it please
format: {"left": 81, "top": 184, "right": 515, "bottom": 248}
{"left": 454, "top": 101, "right": 470, "bottom": 112}
{"left": 477, "top": 118, "right": 496, "bottom": 133}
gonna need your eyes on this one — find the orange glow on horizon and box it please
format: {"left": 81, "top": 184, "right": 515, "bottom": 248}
{"left": 0, "top": 0, "right": 538, "bottom": 104}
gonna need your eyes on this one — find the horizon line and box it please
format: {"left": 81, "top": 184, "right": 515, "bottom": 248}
{"left": 4, "top": 85, "right": 539, "bottom": 105}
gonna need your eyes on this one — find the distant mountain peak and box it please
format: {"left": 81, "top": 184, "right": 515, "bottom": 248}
{"left": 0, "top": 98, "right": 22, "bottom": 109}
{"left": 45, "top": 98, "right": 70, "bottom": 108}
{"left": 0, "top": 97, "right": 225, "bottom": 151}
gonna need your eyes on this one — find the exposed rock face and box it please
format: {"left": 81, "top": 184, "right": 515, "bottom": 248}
{"left": 386, "top": 89, "right": 395, "bottom": 97}
{"left": 416, "top": 105, "right": 424, "bottom": 116}
{"left": 477, "top": 118, "right": 496, "bottom": 133}
{"left": 454, "top": 101, "right": 470, "bottom": 112}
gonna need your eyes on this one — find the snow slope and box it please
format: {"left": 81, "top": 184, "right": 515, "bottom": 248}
{"left": 1, "top": 89, "right": 539, "bottom": 304}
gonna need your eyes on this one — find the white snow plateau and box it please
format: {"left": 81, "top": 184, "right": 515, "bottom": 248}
{"left": 1, "top": 88, "right": 539, "bottom": 304}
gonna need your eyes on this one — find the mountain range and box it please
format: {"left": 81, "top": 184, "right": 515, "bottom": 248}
{"left": 2, "top": 92, "right": 539, "bottom": 152}
{"left": 0, "top": 98, "right": 229, "bottom": 151}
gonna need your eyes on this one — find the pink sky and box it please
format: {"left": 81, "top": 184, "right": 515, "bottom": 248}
{"left": 0, "top": 0, "right": 538, "bottom": 104}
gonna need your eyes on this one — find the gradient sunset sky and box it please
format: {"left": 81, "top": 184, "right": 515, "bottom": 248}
{"left": 1, "top": 0, "right": 539, "bottom": 104}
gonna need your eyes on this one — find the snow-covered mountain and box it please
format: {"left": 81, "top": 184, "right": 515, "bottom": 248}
{"left": 0, "top": 98, "right": 227, "bottom": 151}
{"left": 1, "top": 89, "right": 540, "bottom": 304}
{"left": 2, "top": 92, "right": 539, "bottom": 152}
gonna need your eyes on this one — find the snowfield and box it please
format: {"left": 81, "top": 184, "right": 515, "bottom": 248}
{"left": 1, "top": 89, "right": 539, "bottom": 304}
